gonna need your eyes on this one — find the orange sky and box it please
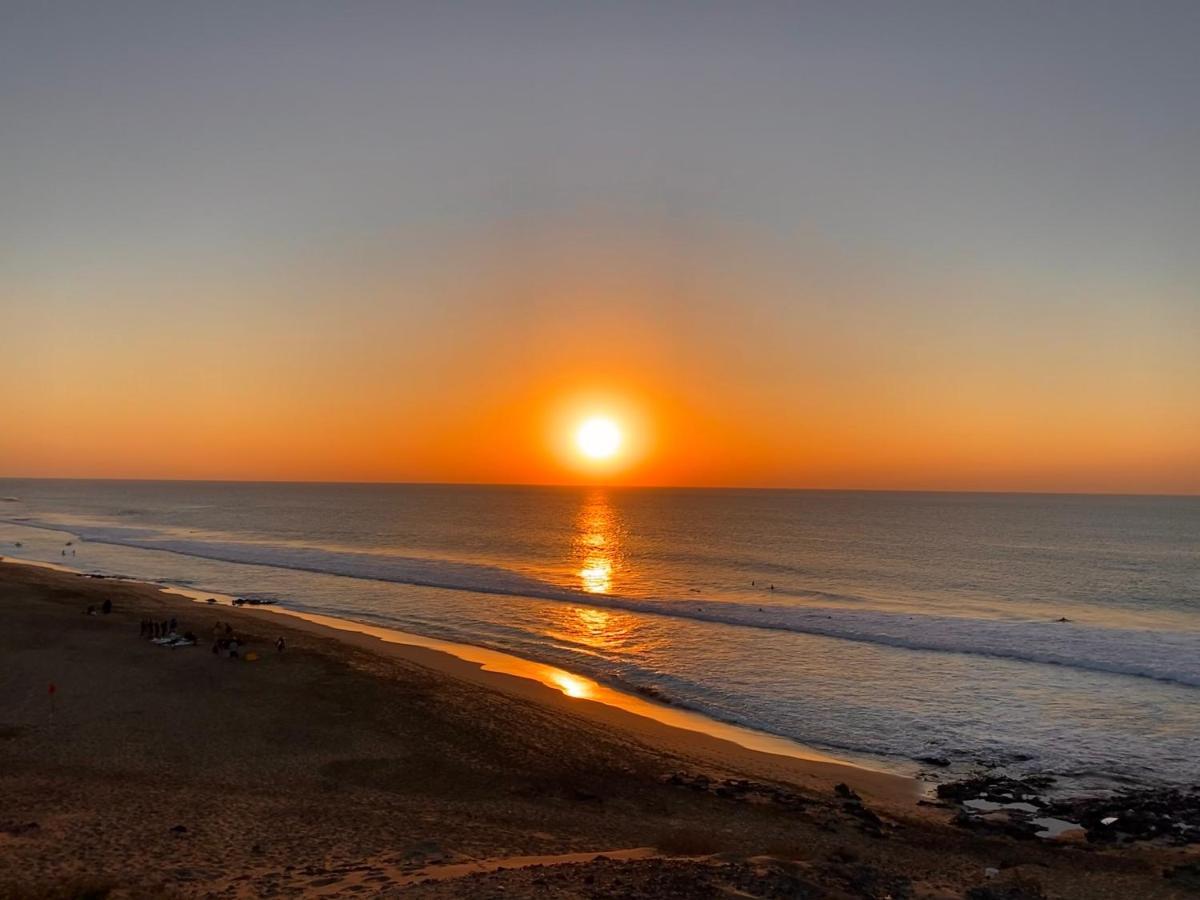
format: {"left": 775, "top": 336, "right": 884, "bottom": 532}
{"left": 3, "top": 4, "right": 1200, "bottom": 494}
{"left": 3, "top": 222, "right": 1197, "bottom": 494}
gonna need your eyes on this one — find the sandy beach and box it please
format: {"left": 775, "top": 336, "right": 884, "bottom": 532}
{"left": 1, "top": 560, "right": 1193, "bottom": 899}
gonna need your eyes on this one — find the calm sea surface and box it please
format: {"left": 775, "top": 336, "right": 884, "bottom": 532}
{"left": 2, "top": 480, "right": 1197, "bottom": 791}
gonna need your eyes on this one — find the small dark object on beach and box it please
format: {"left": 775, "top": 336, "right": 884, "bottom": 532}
{"left": 919, "top": 755, "right": 951, "bottom": 767}
{"left": 101, "top": 598, "right": 112, "bottom": 615}
{"left": 234, "top": 597, "right": 277, "bottom": 606}
{"left": 205, "top": 597, "right": 216, "bottom": 603}
{"left": 845, "top": 800, "right": 884, "bottom": 830}
{"left": 170, "top": 824, "right": 188, "bottom": 834}
{"left": 834, "top": 783, "right": 860, "bottom": 801}
{"left": 1056, "top": 617, "right": 1071, "bottom": 623}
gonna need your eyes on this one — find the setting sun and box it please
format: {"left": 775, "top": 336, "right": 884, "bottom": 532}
{"left": 576, "top": 416, "right": 622, "bottom": 460}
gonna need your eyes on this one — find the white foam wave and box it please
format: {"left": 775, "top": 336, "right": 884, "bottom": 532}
{"left": 9, "top": 516, "right": 1200, "bottom": 689}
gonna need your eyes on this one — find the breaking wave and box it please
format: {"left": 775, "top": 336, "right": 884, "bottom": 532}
{"left": 8, "top": 515, "right": 1200, "bottom": 689}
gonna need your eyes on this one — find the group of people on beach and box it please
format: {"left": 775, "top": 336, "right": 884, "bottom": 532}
{"left": 211, "top": 620, "right": 243, "bottom": 658}
{"left": 140, "top": 616, "right": 176, "bottom": 638}
{"left": 140, "top": 616, "right": 197, "bottom": 645}
{"left": 208, "top": 620, "right": 285, "bottom": 658}
{"left": 125, "top": 608, "right": 288, "bottom": 659}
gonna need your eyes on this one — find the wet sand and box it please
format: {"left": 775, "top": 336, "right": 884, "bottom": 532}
{"left": 0, "top": 560, "right": 1191, "bottom": 898}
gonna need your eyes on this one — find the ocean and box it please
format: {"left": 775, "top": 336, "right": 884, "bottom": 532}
{"left": 2, "top": 479, "right": 1197, "bottom": 792}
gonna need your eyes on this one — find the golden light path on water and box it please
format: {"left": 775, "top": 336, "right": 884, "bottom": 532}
{"left": 575, "top": 489, "right": 618, "bottom": 594}
{"left": 218, "top": 493, "right": 862, "bottom": 770}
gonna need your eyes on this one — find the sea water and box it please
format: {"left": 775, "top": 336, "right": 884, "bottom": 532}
{"left": 2, "top": 480, "right": 1197, "bottom": 791}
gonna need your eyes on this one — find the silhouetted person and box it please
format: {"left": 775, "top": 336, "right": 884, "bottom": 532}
{"left": 275, "top": 637, "right": 286, "bottom": 653}
{"left": 102, "top": 599, "right": 112, "bottom": 615}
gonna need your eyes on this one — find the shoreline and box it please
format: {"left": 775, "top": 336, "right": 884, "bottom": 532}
{"left": 4, "top": 523, "right": 1196, "bottom": 798}
{"left": 1, "top": 555, "right": 917, "bottom": 805}
{"left": 2, "top": 557, "right": 1193, "bottom": 898}
{"left": 1, "top": 531, "right": 919, "bottom": 781}
{"left": 244, "top": 605, "right": 918, "bottom": 803}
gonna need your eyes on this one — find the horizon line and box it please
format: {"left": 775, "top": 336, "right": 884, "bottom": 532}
{"left": 0, "top": 474, "right": 1196, "bottom": 499}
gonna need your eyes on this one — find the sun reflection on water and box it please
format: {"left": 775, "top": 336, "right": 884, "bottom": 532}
{"left": 542, "top": 490, "right": 656, "bottom": 657}
{"left": 575, "top": 490, "right": 620, "bottom": 594}
{"left": 579, "top": 558, "right": 612, "bottom": 593}
{"left": 548, "top": 670, "right": 593, "bottom": 698}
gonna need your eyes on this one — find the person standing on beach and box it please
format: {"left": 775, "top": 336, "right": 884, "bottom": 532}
{"left": 275, "top": 637, "right": 286, "bottom": 653}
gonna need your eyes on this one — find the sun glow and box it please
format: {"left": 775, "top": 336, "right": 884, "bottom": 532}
{"left": 576, "top": 416, "right": 622, "bottom": 460}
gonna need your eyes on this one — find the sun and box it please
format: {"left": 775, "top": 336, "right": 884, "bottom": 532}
{"left": 576, "top": 416, "right": 622, "bottom": 460}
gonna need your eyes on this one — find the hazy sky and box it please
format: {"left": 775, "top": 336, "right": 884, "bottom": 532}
{"left": 2, "top": 1, "right": 1198, "bottom": 491}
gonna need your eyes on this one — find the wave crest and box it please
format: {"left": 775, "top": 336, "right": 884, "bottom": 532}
{"left": 9, "top": 516, "right": 1200, "bottom": 689}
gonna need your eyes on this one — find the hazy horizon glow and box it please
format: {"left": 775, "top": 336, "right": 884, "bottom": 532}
{"left": 2, "top": 2, "right": 1198, "bottom": 493}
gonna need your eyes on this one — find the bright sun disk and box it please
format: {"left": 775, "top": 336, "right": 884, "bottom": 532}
{"left": 576, "top": 416, "right": 622, "bottom": 460}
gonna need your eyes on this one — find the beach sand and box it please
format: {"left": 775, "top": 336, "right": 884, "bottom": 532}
{"left": 0, "top": 560, "right": 1191, "bottom": 898}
